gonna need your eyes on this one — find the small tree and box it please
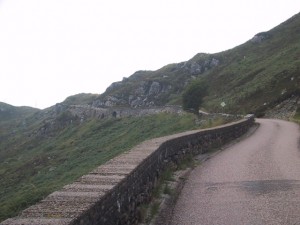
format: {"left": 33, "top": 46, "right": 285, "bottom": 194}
{"left": 182, "top": 80, "right": 207, "bottom": 114}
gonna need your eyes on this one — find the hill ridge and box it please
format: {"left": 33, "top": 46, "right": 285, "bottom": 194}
{"left": 88, "top": 12, "right": 300, "bottom": 115}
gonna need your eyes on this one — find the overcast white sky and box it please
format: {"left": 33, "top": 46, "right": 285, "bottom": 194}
{"left": 0, "top": 0, "right": 299, "bottom": 109}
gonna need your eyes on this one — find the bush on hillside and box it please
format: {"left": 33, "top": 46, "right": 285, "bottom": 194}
{"left": 182, "top": 80, "right": 207, "bottom": 114}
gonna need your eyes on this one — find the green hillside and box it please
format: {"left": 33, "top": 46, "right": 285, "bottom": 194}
{"left": 1, "top": 12, "right": 300, "bottom": 222}
{"left": 0, "top": 110, "right": 207, "bottom": 221}
{"left": 62, "top": 93, "right": 99, "bottom": 106}
{"left": 0, "top": 103, "right": 40, "bottom": 144}
{"left": 200, "top": 13, "right": 300, "bottom": 114}
{"left": 93, "top": 13, "right": 300, "bottom": 116}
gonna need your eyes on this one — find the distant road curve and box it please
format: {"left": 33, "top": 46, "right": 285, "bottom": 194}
{"left": 171, "top": 119, "right": 300, "bottom": 225}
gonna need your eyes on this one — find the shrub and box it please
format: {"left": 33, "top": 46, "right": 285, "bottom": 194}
{"left": 182, "top": 80, "right": 208, "bottom": 114}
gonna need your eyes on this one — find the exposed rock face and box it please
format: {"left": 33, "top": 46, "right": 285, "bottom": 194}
{"left": 105, "top": 81, "right": 122, "bottom": 92}
{"left": 148, "top": 81, "right": 161, "bottom": 95}
{"left": 128, "top": 81, "right": 172, "bottom": 107}
{"left": 93, "top": 81, "right": 173, "bottom": 108}
{"left": 31, "top": 104, "right": 184, "bottom": 137}
{"left": 176, "top": 57, "right": 220, "bottom": 75}
{"left": 92, "top": 96, "right": 127, "bottom": 108}
{"left": 92, "top": 56, "right": 220, "bottom": 109}
{"left": 264, "top": 96, "right": 299, "bottom": 119}
{"left": 251, "top": 32, "right": 271, "bottom": 43}
{"left": 187, "top": 61, "right": 203, "bottom": 75}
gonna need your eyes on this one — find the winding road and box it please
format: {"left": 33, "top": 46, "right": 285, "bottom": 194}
{"left": 171, "top": 119, "right": 300, "bottom": 225}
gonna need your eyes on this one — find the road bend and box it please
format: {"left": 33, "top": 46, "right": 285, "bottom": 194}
{"left": 170, "top": 119, "right": 300, "bottom": 225}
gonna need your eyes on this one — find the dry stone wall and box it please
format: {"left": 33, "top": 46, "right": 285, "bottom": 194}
{"left": 1, "top": 117, "right": 254, "bottom": 225}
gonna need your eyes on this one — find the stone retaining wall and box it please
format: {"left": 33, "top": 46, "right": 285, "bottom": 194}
{"left": 1, "top": 117, "right": 254, "bottom": 225}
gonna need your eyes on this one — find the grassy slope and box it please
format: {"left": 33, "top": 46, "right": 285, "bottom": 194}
{"left": 0, "top": 103, "right": 40, "bottom": 129}
{"left": 62, "top": 93, "right": 99, "bottom": 106}
{"left": 0, "top": 112, "right": 202, "bottom": 222}
{"left": 97, "top": 13, "right": 300, "bottom": 115}
{"left": 201, "top": 13, "right": 300, "bottom": 114}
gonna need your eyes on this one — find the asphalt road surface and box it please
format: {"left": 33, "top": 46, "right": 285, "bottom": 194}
{"left": 171, "top": 119, "right": 300, "bottom": 225}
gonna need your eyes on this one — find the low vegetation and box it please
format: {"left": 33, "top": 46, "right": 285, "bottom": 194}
{"left": 293, "top": 107, "right": 300, "bottom": 123}
{"left": 140, "top": 153, "right": 197, "bottom": 224}
{"left": 62, "top": 93, "right": 99, "bottom": 106}
{"left": 182, "top": 79, "right": 208, "bottom": 114}
{"left": 0, "top": 111, "right": 232, "bottom": 222}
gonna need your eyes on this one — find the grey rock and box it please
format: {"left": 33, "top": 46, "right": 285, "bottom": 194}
{"left": 251, "top": 32, "right": 270, "bottom": 43}
{"left": 189, "top": 62, "right": 202, "bottom": 75}
{"left": 130, "top": 97, "right": 145, "bottom": 108}
{"left": 149, "top": 82, "right": 161, "bottom": 95}
{"left": 106, "top": 81, "right": 122, "bottom": 92}
{"left": 210, "top": 58, "right": 220, "bottom": 67}
{"left": 135, "top": 82, "right": 147, "bottom": 95}
{"left": 264, "top": 96, "right": 299, "bottom": 119}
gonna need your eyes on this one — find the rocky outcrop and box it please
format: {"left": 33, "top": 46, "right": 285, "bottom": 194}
{"left": 264, "top": 96, "right": 299, "bottom": 120}
{"left": 30, "top": 104, "right": 184, "bottom": 137}
{"left": 92, "top": 56, "right": 220, "bottom": 109}
{"left": 93, "top": 95, "right": 127, "bottom": 107}
{"left": 177, "top": 57, "right": 220, "bottom": 75}
{"left": 251, "top": 32, "right": 271, "bottom": 43}
{"left": 92, "top": 81, "right": 173, "bottom": 108}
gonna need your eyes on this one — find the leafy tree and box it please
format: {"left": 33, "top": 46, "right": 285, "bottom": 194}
{"left": 182, "top": 80, "right": 208, "bottom": 114}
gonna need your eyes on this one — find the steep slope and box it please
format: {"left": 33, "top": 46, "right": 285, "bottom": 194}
{"left": 201, "top": 13, "right": 300, "bottom": 114}
{"left": 92, "top": 12, "right": 300, "bottom": 116}
{"left": 0, "top": 105, "right": 207, "bottom": 222}
{"left": 1, "top": 12, "right": 300, "bottom": 222}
